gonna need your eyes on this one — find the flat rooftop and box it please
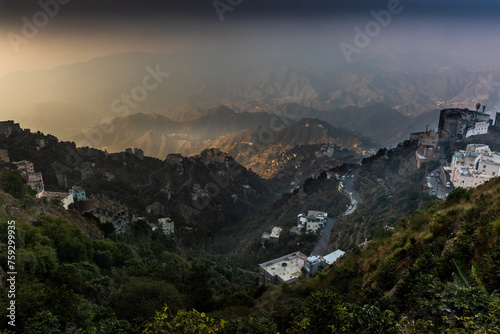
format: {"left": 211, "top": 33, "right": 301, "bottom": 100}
{"left": 72, "top": 186, "right": 85, "bottom": 193}
{"left": 41, "top": 192, "right": 71, "bottom": 199}
{"left": 324, "top": 250, "right": 345, "bottom": 265}
{"left": 270, "top": 227, "right": 282, "bottom": 238}
{"left": 307, "top": 210, "right": 328, "bottom": 219}
{"left": 259, "top": 251, "right": 307, "bottom": 283}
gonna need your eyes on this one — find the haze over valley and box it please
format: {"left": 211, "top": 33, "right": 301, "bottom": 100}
{"left": 2, "top": 0, "right": 500, "bottom": 333}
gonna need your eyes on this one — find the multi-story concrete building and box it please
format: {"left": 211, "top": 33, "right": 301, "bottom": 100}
{"left": 69, "top": 186, "right": 86, "bottom": 202}
{"left": 438, "top": 106, "right": 490, "bottom": 142}
{"left": 158, "top": 217, "right": 175, "bottom": 235}
{"left": 87, "top": 194, "right": 130, "bottom": 233}
{"left": 12, "top": 160, "right": 35, "bottom": 176}
{"left": 27, "top": 172, "right": 43, "bottom": 182}
{"left": 0, "top": 121, "right": 21, "bottom": 137}
{"left": 494, "top": 112, "right": 500, "bottom": 129}
{"left": 450, "top": 144, "right": 500, "bottom": 189}
{"left": 306, "top": 211, "right": 327, "bottom": 232}
{"left": 134, "top": 148, "right": 144, "bottom": 160}
{"left": 258, "top": 251, "right": 326, "bottom": 285}
{"left": 36, "top": 138, "right": 46, "bottom": 149}
{"left": 297, "top": 211, "right": 328, "bottom": 233}
{"left": 410, "top": 129, "right": 439, "bottom": 147}
{"left": 411, "top": 129, "right": 441, "bottom": 168}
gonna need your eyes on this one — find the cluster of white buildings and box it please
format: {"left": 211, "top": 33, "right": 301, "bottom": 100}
{"left": 12, "top": 160, "right": 45, "bottom": 196}
{"left": 10, "top": 160, "right": 89, "bottom": 210}
{"left": 438, "top": 106, "right": 491, "bottom": 142}
{"left": 450, "top": 144, "right": 500, "bottom": 189}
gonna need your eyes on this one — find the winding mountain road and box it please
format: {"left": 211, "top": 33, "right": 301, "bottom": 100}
{"left": 312, "top": 168, "right": 362, "bottom": 256}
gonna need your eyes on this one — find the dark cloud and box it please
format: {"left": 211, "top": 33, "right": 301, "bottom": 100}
{"left": 2, "top": 0, "right": 500, "bottom": 21}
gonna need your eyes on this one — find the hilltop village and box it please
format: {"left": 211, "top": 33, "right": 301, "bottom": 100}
{"left": 1, "top": 105, "right": 500, "bottom": 333}
{"left": 1, "top": 104, "right": 499, "bottom": 285}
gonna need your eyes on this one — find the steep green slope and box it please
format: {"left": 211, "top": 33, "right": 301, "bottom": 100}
{"left": 137, "top": 177, "right": 500, "bottom": 334}
{"left": 245, "top": 178, "right": 500, "bottom": 333}
{"left": 0, "top": 166, "right": 258, "bottom": 333}
{"left": 228, "top": 171, "right": 351, "bottom": 268}
{"left": 329, "top": 140, "right": 438, "bottom": 251}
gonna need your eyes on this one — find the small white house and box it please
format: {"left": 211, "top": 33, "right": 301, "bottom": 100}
{"left": 37, "top": 191, "right": 74, "bottom": 210}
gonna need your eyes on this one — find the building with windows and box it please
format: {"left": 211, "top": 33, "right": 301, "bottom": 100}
{"left": 134, "top": 148, "right": 144, "bottom": 160}
{"left": 438, "top": 106, "right": 490, "bottom": 142}
{"left": 297, "top": 210, "right": 328, "bottom": 233}
{"left": 158, "top": 217, "right": 174, "bottom": 235}
{"left": 36, "top": 138, "right": 46, "bottom": 149}
{"left": 12, "top": 160, "right": 35, "bottom": 176}
{"left": 0, "top": 121, "right": 21, "bottom": 137}
{"left": 69, "top": 186, "right": 86, "bottom": 202}
{"left": 410, "top": 129, "right": 441, "bottom": 168}
{"left": 86, "top": 194, "right": 130, "bottom": 233}
{"left": 450, "top": 144, "right": 500, "bottom": 189}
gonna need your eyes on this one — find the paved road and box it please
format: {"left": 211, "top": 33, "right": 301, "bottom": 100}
{"left": 426, "top": 145, "right": 453, "bottom": 200}
{"left": 312, "top": 216, "right": 337, "bottom": 256}
{"left": 342, "top": 168, "right": 362, "bottom": 215}
{"left": 312, "top": 168, "right": 362, "bottom": 256}
{"left": 427, "top": 166, "right": 452, "bottom": 200}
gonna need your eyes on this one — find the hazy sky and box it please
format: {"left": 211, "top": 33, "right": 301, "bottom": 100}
{"left": 1, "top": 0, "right": 500, "bottom": 77}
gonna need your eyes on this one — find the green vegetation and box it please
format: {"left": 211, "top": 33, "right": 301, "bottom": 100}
{"left": 0, "top": 168, "right": 36, "bottom": 207}
{"left": 238, "top": 178, "right": 500, "bottom": 333}
{"left": 230, "top": 173, "right": 350, "bottom": 269}
{"left": 1, "top": 134, "right": 500, "bottom": 333}
{"left": 330, "top": 142, "right": 436, "bottom": 251}
{"left": 143, "top": 177, "right": 500, "bottom": 333}
{"left": 0, "top": 212, "right": 261, "bottom": 332}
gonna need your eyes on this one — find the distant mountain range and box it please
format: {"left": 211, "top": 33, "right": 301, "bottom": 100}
{"left": 1, "top": 51, "right": 498, "bottom": 142}
{"left": 71, "top": 106, "right": 378, "bottom": 175}
{"left": 70, "top": 101, "right": 442, "bottom": 172}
